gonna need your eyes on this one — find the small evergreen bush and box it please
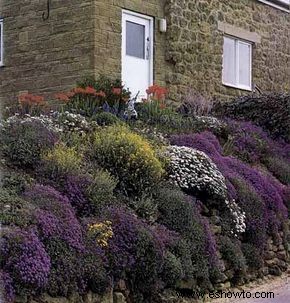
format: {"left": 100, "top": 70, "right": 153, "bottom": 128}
{"left": 161, "top": 251, "right": 183, "bottom": 287}
{"left": 220, "top": 236, "right": 247, "bottom": 283}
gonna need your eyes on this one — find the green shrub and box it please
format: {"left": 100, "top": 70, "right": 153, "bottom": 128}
{"left": 45, "top": 239, "right": 84, "bottom": 297}
{"left": 264, "top": 156, "right": 290, "bottom": 185}
{"left": 161, "top": 251, "right": 183, "bottom": 287}
{"left": 1, "top": 171, "right": 33, "bottom": 194}
{"left": 88, "top": 170, "right": 118, "bottom": 214}
{"left": 132, "top": 194, "right": 158, "bottom": 221}
{"left": 0, "top": 189, "right": 33, "bottom": 227}
{"left": 220, "top": 236, "right": 247, "bottom": 283}
{"left": 130, "top": 228, "right": 163, "bottom": 301}
{"left": 229, "top": 177, "right": 266, "bottom": 247}
{"left": 155, "top": 185, "right": 215, "bottom": 289}
{"left": 91, "top": 125, "right": 164, "bottom": 196}
{"left": 242, "top": 243, "right": 264, "bottom": 271}
{"left": 94, "top": 112, "right": 122, "bottom": 126}
{"left": 214, "top": 94, "right": 290, "bottom": 142}
{"left": 0, "top": 118, "right": 58, "bottom": 168}
{"left": 41, "top": 144, "right": 83, "bottom": 179}
{"left": 155, "top": 185, "right": 197, "bottom": 237}
{"left": 170, "top": 238, "right": 194, "bottom": 280}
{"left": 136, "top": 102, "right": 195, "bottom": 133}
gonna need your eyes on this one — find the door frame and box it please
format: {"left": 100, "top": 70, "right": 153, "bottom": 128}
{"left": 121, "top": 9, "right": 154, "bottom": 94}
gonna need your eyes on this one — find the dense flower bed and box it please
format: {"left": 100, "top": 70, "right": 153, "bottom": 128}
{"left": 0, "top": 80, "right": 289, "bottom": 302}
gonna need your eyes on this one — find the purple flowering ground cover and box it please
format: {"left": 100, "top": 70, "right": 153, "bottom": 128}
{"left": 0, "top": 94, "right": 289, "bottom": 302}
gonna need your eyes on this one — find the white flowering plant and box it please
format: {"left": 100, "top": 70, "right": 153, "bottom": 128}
{"left": 165, "top": 146, "right": 246, "bottom": 234}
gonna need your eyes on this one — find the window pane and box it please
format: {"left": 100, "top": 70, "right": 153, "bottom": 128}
{"left": 223, "top": 37, "right": 236, "bottom": 85}
{"left": 126, "top": 21, "right": 145, "bottom": 59}
{"left": 238, "top": 42, "right": 251, "bottom": 88}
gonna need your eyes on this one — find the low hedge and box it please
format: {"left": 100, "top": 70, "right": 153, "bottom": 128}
{"left": 213, "top": 94, "right": 290, "bottom": 142}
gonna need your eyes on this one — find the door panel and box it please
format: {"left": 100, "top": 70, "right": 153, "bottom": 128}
{"left": 122, "top": 11, "right": 153, "bottom": 100}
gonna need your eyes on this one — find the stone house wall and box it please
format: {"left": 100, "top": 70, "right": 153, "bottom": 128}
{"left": 0, "top": 0, "right": 289, "bottom": 108}
{"left": 0, "top": 0, "right": 96, "bottom": 109}
{"left": 165, "top": 0, "right": 290, "bottom": 101}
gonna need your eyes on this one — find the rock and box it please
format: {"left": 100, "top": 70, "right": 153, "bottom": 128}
{"left": 216, "top": 281, "right": 231, "bottom": 290}
{"left": 225, "top": 269, "right": 234, "bottom": 280}
{"left": 101, "top": 291, "right": 114, "bottom": 303}
{"left": 264, "top": 250, "right": 275, "bottom": 260}
{"left": 261, "top": 267, "right": 269, "bottom": 276}
{"left": 265, "top": 258, "right": 279, "bottom": 266}
{"left": 15, "top": 296, "right": 28, "bottom": 303}
{"left": 277, "top": 260, "right": 288, "bottom": 271}
{"left": 215, "top": 272, "right": 228, "bottom": 283}
{"left": 176, "top": 279, "right": 197, "bottom": 290}
{"left": 277, "top": 251, "right": 287, "bottom": 261}
{"left": 269, "top": 265, "right": 282, "bottom": 276}
{"left": 113, "top": 292, "right": 126, "bottom": 303}
{"left": 115, "top": 279, "right": 127, "bottom": 292}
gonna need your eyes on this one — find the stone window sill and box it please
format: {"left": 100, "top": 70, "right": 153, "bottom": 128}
{"left": 223, "top": 82, "right": 252, "bottom": 92}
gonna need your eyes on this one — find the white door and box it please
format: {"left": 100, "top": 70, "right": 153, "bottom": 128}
{"left": 122, "top": 11, "right": 153, "bottom": 100}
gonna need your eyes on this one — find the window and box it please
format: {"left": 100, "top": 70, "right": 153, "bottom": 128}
{"left": 0, "top": 19, "right": 3, "bottom": 66}
{"left": 222, "top": 36, "right": 252, "bottom": 91}
{"left": 126, "top": 21, "right": 145, "bottom": 59}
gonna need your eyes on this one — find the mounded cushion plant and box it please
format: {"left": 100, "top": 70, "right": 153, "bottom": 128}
{"left": 91, "top": 125, "right": 164, "bottom": 196}
{"left": 0, "top": 189, "right": 33, "bottom": 227}
{"left": 40, "top": 144, "right": 83, "bottom": 180}
{"left": 165, "top": 146, "right": 246, "bottom": 234}
{"left": 171, "top": 131, "right": 288, "bottom": 238}
{"left": 155, "top": 185, "right": 221, "bottom": 288}
{"left": 0, "top": 116, "right": 58, "bottom": 168}
{"left": 0, "top": 270, "right": 15, "bottom": 303}
{"left": 1, "top": 229, "right": 51, "bottom": 293}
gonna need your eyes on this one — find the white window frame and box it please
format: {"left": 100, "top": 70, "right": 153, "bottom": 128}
{"left": 257, "top": 0, "right": 290, "bottom": 12}
{"left": 222, "top": 36, "right": 253, "bottom": 91}
{"left": 0, "top": 19, "right": 3, "bottom": 67}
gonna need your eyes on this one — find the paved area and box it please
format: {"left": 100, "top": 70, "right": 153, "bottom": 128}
{"left": 241, "top": 281, "right": 290, "bottom": 303}
{"left": 212, "top": 273, "right": 290, "bottom": 303}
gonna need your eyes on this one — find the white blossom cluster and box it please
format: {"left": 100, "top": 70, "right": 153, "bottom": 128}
{"left": 166, "top": 146, "right": 228, "bottom": 199}
{"left": 195, "top": 115, "right": 226, "bottom": 131}
{"left": 165, "top": 145, "right": 246, "bottom": 234}
{"left": 1, "top": 112, "right": 97, "bottom": 135}
{"left": 225, "top": 199, "right": 246, "bottom": 235}
{"left": 0, "top": 113, "right": 62, "bottom": 133}
{"left": 51, "top": 111, "right": 96, "bottom": 134}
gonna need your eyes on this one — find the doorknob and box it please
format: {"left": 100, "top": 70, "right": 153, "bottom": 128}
{"left": 146, "top": 37, "right": 150, "bottom": 60}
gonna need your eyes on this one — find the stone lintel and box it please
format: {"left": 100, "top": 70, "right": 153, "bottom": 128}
{"left": 218, "top": 21, "right": 261, "bottom": 43}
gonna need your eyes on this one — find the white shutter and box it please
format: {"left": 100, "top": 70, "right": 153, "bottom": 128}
{"left": 237, "top": 41, "right": 252, "bottom": 89}
{"left": 222, "top": 36, "right": 236, "bottom": 86}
